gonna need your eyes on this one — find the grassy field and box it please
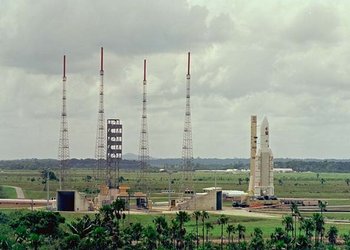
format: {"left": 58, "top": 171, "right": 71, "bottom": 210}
{"left": 0, "top": 169, "right": 350, "bottom": 202}
{"left": 3, "top": 209, "right": 348, "bottom": 240}
{"left": 0, "top": 186, "right": 17, "bottom": 199}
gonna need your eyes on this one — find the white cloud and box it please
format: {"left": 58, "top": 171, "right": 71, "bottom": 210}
{"left": 1, "top": 0, "right": 350, "bottom": 159}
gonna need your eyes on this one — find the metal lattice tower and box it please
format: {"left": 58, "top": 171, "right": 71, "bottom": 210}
{"left": 58, "top": 55, "right": 70, "bottom": 190}
{"left": 138, "top": 59, "right": 149, "bottom": 190}
{"left": 95, "top": 47, "right": 106, "bottom": 180}
{"left": 182, "top": 52, "right": 194, "bottom": 194}
{"left": 106, "top": 119, "right": 122, "bottom": 188}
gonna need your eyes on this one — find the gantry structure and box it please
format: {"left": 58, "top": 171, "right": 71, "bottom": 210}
{"left": 106, "top": 119, "right": 123, "bottom": 188}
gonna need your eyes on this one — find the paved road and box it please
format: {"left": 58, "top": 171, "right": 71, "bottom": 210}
{"left": 3, "top": 185, "right": 25, "bottom": 198}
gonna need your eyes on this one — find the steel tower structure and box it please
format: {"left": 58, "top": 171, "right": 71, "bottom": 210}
{"left": 58, "top": 55, "right": 70, "bottom": 190}
{"left": 138, "top": 59, "right": 149, "bottom": 189}
{"left": 182, "top": 52, "right": 194, "bottom": 193}
{"left": 95, "top": 47, "right": 106, "bottom": 180}
{"left": 106, "top": 119, "right": 122, "bottom": 188}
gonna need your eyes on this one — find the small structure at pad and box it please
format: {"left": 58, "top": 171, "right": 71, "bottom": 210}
{"left": 96, "top": 184, "right": 150, "bottom": 210}
{"left": 177, "top": 187, "right": 222, "bottom": 211}
{"left": 57, "top": 190, "right": 91, "bottom": 211}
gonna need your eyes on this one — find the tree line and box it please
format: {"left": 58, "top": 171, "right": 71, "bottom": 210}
{"left": 0, "top": 200, "right": 350, "bottom": 249}
{"left": 2, "top": 158, "right": 350, "bottom": 172}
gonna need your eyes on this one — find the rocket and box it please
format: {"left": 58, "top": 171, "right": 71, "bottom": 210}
{"left": 254, "top": 117, "right": 274, "bottom": 196}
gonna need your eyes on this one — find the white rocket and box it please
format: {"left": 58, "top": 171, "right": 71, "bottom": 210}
{"left": 254, "top": 117, "right": 274, "bottom": 196}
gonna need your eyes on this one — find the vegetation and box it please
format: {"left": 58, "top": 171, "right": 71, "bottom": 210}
{"left": 2, "top": 169, "right": 350, "bottom": 201}
{"left": 0, "top": 186, "right": 17, "bottom": 199}
{"left": 0, "top": 201, "right": 349, "bottom": 249}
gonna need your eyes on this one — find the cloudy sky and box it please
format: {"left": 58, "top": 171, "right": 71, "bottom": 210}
{"left": 1, "top": 0, "right": 350, "bottom": 160}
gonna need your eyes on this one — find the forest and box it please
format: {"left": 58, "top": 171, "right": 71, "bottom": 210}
{"left": 2, "top": 158, "right": 350, "bottom": 173}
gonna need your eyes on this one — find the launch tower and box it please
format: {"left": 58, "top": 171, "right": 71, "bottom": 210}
{"left": 106, "top": 119, "right": 122, "bottom": 188}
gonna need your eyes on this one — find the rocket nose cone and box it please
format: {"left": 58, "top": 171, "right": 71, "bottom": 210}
{"left": 261, "top": 117, "right": 269, "bottom": 127}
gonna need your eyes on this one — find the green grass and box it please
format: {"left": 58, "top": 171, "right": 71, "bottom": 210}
{"left": 58, "top": 212, "right": 350, "bottom": 239}
{"left": 1, "top": 169, "right": 350, "bottom": 200}
{"left": 0, "top": 186, "right": 17, "bottom": 199}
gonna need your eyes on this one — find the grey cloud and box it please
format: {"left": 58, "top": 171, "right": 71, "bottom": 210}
{"left": 286, "top": 3, "right": 340, "bottom": 45}
{"left": 0, "top": 0, "right": 231, "bottom": 74}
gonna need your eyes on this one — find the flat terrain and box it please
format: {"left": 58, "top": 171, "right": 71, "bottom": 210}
{"left": 0, "top": 169, "right": 350, "bottom": 201}
{"left": 0, "top": 168, "right": 350, "bottom": 239}
{"left": 0, "top": 185, "right": 17, "bottom": 199}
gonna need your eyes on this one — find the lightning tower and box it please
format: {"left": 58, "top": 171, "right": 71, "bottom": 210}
{"left": 95, "top": 47, "right": 106, "bottom": 180}
{"left": 58, "top": 55, "right": 70, "bottom": 190}
{"left": 182, "top": 52, "right": 194, "bottom": 194}
{"left": 138, "top": 60, "right": 150, "bottom": 190}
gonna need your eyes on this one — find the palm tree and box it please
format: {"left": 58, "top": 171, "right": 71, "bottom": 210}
{"left": 342, "top": 231, "right": 350, "bottom": 248}
{"left": 175, "top": 211, "right": 191, "bottom": 249}
{"left": 318, "top": 200, "right": 327, "bottom": 216}
{"left": 153, "top": 216, "right": 170, "bottom": 248}
{"left": 143, "top": 225, "right": 157, "bottom": 250}
{"left": 170, "top": 219, "right": 179, "bottom": 249}
{"left": 300, "top": 217, "right": 314, "bottom": 244}
{"left": 327, "top": 225, "right": 338, "bottom": 246}
{"left": 320, "top": 178, "right": 326, "bottom": 185}
{"left": 282, "top": 215, "right": 293, "bottom": 238}
{"left": 201, "top": 211, "right": 209, "bottom": 249}
{"left": 249, "top": 228, "right": 264, "bottom": 250}
{"left": 111, "top": 198, "right": 126, "bottom": 220}
{"left": 205, "top": 222, "right": 213, "bottom": 243}
{"left": 100, "top": 204, "right": 113, "bottom": 222}
{"left": 270, "top": 227, "right": 286, "bottom": 250}
{"left": 226, "top": 224, "right": 235, "bottom": 245}
{"left": 238, "top": 178, "right": 243, "bottom": 185}
{"left": 290, "top": 202, "right": 300, "bottom": 242}
{"left": 192, "top": 211, "right": 201, "bottom": 249}
{"left": 217, "top": 215, "right": 229, "bottom": 249}
{"left": 67, "top": 215, "right": 93, "bottom": 239}
{"left": 313, "top": 213, "right": 325, "bottom": 245}
{"left": 184, "top": 232, "right": 196, "bottom": 250}
{"left": 236, "top": 223, "right": 246, "bottom": 243}
{"left": 296, "top": 235, "right": 309, "bottom": 249}
{"left": 131, "top": 222, "right": 144, "bottom": 245}
{"left": 346, "top": 178, "right": 350, "bottom": 186}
